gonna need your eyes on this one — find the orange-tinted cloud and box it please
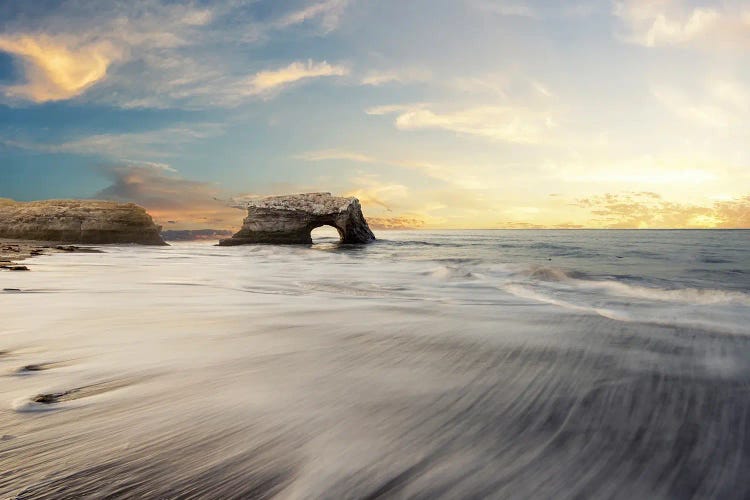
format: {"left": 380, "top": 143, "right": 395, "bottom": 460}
{"left": 94, "top": 164, "right": 243, "bottom": 230}
{"left": 0, "top": 35, "right": 117, "bottom": 102}
{"left": 245, "top": 60, "right": 348, "bottom": 97}
{"left": 575, "top": 192, "right": 750, "bottom": 228}
{"left": 367, "top": 217, "right": 425, "bottom": 230}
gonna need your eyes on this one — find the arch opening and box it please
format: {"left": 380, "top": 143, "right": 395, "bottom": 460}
{"left": 310, "top": 224, "right": 343, "bottom": 244}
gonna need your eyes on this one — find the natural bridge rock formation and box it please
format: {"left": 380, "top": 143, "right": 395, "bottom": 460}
{"left": 220, "top": 193, "right": 376, "bottom": 245}
{"left": 0, "top": 199, "right": 166, "bottom": 245}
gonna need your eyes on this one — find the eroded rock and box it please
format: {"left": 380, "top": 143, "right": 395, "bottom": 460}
{"left": 220, "top": 193, "right": 375, "bottom": 245}
{"left": 0, "top": 265, "right": 29, "bottom": 271}
{"left": 0, "top": 199, "right": 165, "bottom": 245}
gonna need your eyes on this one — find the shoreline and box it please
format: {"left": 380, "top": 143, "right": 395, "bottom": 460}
{"left": 0, "top": 239, "right": 102, "bottom": 271}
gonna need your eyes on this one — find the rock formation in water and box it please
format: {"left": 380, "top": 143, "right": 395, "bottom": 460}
{"left": 0, "top": 199, "right": 166, "bottom": 245}
{"left": 219, "top": 192, "right": 376, "bottom": 245}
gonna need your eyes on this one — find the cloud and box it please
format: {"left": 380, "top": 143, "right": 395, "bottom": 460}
{"left": 367, "top": 217, "right": 425, "bottom": 230}
{"left": 575, "top": 192, "right": 750, "bottom": 228}
{"left": 1, "top": 123, "right": 221, "bottom": 159}
{"left": 0, "top": 2, "right": 354, "bottom": 107}
{"left": 496, "top": 221, "right": 544, "bottom": 229}
{"left": 614, "top": 0, "right": 750, "bottom": 48}
{"left": 470, "top": 1, "right": 537, "bottom": 18}
{"left": 651, "top": 79, "right": 750, "bottom": 128}
{"left": 367, "top": 104, "right": 556, "bottom": 143}
{"left": 0, "top": 1, "right": 217, "bottom": 104}
{"left": 544, "top": 154, "right": 729, "bottom": 187}
{"left": 344, "top": 181, "right": 410, "bottom": 211}
{"left": 360, "top": 68, "right": 431, "bottom": 86}
{"left": 295, "top": 149, "right": 377, "bottom": 163}
{"left": 274, "top": 0, "right": 352, "bottom": 32}
{"left": 0, "top": 35, "right": 119, "bottom": 102}
{"left": 296, "top": 148, "right": 484, "bottom": 189}
{"left": 469, "top": 0, "right": 601, "bottom": 18}
{"left": 245, "top": 60, "right": 349, "bottom": 97}
{"left": 94, "top": 163, "right": 243, "bottom": 230}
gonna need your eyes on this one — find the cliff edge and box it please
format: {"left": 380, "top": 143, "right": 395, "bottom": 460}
{"left": 0, "top": 199, "right": 166, "bottom": 245}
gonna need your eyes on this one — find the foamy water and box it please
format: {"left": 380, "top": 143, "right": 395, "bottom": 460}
{"left": 1, "top": 230, "right": 749, "bottom": 498}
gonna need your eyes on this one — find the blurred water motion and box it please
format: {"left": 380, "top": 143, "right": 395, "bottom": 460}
{"left": 1, "top": 230, "right": 750, "bottom": 498}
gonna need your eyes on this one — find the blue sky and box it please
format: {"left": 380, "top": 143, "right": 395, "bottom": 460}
{"left": 1, "top": 0, "right": 749, "bottom": 229}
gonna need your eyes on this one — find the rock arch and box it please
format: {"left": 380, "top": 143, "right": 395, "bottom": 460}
{"left": 219, "top": 193, "right": 375, "bottom": 245}
{"left": 310, "top": 224, "right": 345, "bottom": 242}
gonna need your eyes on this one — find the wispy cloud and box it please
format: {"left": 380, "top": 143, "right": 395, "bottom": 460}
{"left": 274, "top": 0, "right": 352, "bottom": 32}
{"left": 0, "top": 1, "right": 354, "bottom": 107}
{"left": 245, "top": 60, "right": 349, "bottom": 97}
{"left": 470, "top": 1, "right": 537, "bottom": 18}
{"left": 1, "top": 123, "right": 221, "bottom": 159}
{"left": 295, "top": 149, "right": 376, "bottom": 163}
{"left": 296, "top": 148, "right": 484, "bottom": 189}
{"left": 614, "top": 0, "right": 750, "bottom": 48}
{"left": 651, "top": 78, "right": 750, "bottom": 128}
{"left": 0, "top": 1, "right": 214, "bottom": 104}
{"left": 575, "top": 191, "right": 750, "bottom": 228}
{"left": 366, "top": 104, "right": 556, "bottom": 143}
{"left": 366, "top": 217, "right": 425, "bottom": 229}
{"left": 360, "top": 68, "right": 431, "bottom": 86}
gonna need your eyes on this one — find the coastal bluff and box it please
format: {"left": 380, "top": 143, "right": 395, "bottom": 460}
{"left": 220, "top": 192, "right": 375, "bottom": 245}
{"left": 0, "top": 199, "right": 165, "bottom": 245}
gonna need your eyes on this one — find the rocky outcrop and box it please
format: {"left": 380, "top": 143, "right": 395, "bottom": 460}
{"left": 219, "top": 192, "right": 375, "bottom": 245}
{"left": 0, "top": 199, "right": 165, "bottom": 245}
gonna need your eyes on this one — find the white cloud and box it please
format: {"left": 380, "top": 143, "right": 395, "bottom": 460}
{"left": 275, "top": 0, "right": 352, "bottom": 32}
{"left": 614, "top": 0, "right": 750, "bottom": 48}
{"left": 0, "top": 2, "right": 355, "bottom": 106}
{"left": 365, "top": 104, "right": 427, "bottom": 116}
{"left": 245, "top": 60, "right": 349, "bottom": 97}
{"left": 296, "top": 148, "right": 484, "bottom": 189}
{"left": 709, "top": 79, "right": 750, "bottom": 111}
{"left": 471, "top": 1, "right": 537, "bottom": 18}
{"left": 367, "top": 104, "right": 556, "bottom": 143}
{"left": 2, "top": 123, "right": 221, "bottom": 159}
{"left": 295, "top": 149, "right": 376, "bottom": 163}
{"left": 651, "top": 79, "right": 750, "bottom": 129}
{"left": 545, "top": 155, "right": 722, "bottom": 187}
{"left": 360, "top": 68, "right": 431, "bottom": 86}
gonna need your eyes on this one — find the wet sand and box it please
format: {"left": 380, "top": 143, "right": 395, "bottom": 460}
{"left": 0, "top": 239, "right": 101, "bottom": 271}
{"left": 2, "top": 233, "right": 749, "bottom": 498}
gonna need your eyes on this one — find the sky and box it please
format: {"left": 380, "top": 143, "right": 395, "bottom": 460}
{"left": 0, "top": 0, "right": 749, "bottom": 230}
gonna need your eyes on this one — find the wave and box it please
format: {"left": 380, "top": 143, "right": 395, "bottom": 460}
{"left": 516, "top": 266, "right": 750, "bottom": 306}
{"left": 422, "top": 265, "right": 476, "bottom": 281}
{"left": 503, "top": 283, "right": 749, "bottom": 334}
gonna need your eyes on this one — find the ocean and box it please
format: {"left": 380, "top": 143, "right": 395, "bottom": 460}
{"left": 2, "top": 229, "right": 749, "bottom": 498}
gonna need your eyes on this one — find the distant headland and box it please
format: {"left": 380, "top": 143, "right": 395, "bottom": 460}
{"left": 0, "top": 199, "right": 165, "bottom": 245}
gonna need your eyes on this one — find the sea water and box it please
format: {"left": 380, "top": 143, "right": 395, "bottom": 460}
{"left": 1, "top": 230, "right": 749, "bottom": 498}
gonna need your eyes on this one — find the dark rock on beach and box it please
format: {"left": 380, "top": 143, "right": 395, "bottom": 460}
{"left": 0, "top": 239, "right": 105, "bottom": 270}
{"left": 0, "top": 264, "right": 29, "bottom": 271}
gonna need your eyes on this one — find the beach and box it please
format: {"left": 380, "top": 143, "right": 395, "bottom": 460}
{"left": 2, "top": 230, "right": 749, "bottom": 498}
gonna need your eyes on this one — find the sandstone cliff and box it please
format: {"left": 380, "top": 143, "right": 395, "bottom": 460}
{"left": 220, "top": 192, "right": 375, "bottom": 245}
{"left": 0, "top": 199, "right": 166, "bottom": 245}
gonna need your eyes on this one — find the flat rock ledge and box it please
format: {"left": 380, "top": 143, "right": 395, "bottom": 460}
{"left": 0, "top": 199, "right": 165, "bottom": 245}
{"left": 220, "top": 192, "right": 375, "bottom": 245}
